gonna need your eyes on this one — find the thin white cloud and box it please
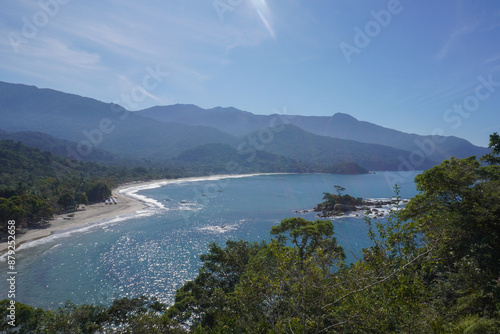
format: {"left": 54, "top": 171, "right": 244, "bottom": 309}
{"left": 42, "top": 38, "right": 101, "bottom": 67}
{"left": 401, "top": 76, "right": 480, "bottom": 109}
{"left": 484, "top": 54, "right": 500, "bottom": 65}
{"left": 435, "top": 22, "right": 478, "bottom": 62}
{"left": 42, "top": 0, "right": 273, "bottom": 83}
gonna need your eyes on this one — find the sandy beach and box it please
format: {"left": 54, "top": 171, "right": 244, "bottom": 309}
{"left": 0, "top": 184, "right": 147, "bottom": 255}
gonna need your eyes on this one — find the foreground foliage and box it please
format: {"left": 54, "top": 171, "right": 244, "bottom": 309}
{"left": 0, "top": 297, "right": 186, "bottom": 333}
{"left": 2, "top": 134, "right": 500, "bottom": 333}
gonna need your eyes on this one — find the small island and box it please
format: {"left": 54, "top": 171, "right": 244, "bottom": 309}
{"left": 313, "top": 185, "right": 407, "bottom": 218}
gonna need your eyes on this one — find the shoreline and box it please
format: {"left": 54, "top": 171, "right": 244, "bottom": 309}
{"left": 0, "top": 173, "right": 286, "bottom": 255}
{"left": 0, "top": 183, "right": 147, "bottom": 256}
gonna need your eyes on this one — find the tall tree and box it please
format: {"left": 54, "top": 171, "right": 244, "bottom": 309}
{"left": 167, "top": 240, "right": 264, "bottom": 330}
{"left": 481, "top": 132, "right": 500, "bottom": 165}
{"left": 236, "top": 218, "right": 346, "bottom": 333}
{"left": 399, "top": 139, "right": 500, "bottom": 330}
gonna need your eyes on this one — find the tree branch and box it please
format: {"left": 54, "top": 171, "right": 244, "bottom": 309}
{"left": 322, "top": 245, "right": 434, "bottom": 310}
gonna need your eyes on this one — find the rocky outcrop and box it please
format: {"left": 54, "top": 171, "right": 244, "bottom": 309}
{"left": 314, "top": 198, "right": 409, "bottom": 218}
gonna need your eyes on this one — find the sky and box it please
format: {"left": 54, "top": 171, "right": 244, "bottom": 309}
{"left": 1, "top": 0, "right": 500, "bottom": 147}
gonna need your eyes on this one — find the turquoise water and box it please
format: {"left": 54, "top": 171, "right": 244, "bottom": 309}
{"left": 0, "top": 172, "right": 420, "bottom": 309}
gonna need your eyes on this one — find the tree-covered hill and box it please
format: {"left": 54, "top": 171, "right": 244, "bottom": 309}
{"left": 173, "top": 143, "right": 369, "bottom": 175}
{"left": 0, "top": 140, "right": 108, "bottom": 186}
{"left": 0, "top": 129, "right": 118, "bottom": 163}
{"left": 173, "top": 143, "right": 306, "bottom": 174}
{"left": 0, "top": 140, "right": 184, "bottom": 232}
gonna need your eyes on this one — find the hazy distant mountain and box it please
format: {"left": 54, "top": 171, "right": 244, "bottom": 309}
{"left": 136, "top": 104, "right": 489, "bottom": 164}
{"left": 0, "top": 82, "right": 236, "bottom": 162}
{"left": 244, "top": 125, "right": 436, "bottom": 171}
{"left": 287, "top": 113, "right": 490, "bottom": 163}
{"left": 136, "top": 104, "right": 272, "bottom": 136}
{"left": 0, "top": 81, "right": 486, "bottom": 172}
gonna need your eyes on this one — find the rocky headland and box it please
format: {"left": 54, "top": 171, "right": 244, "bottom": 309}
{"left": 313, "top": 187, "right": 409, "bottom": 218}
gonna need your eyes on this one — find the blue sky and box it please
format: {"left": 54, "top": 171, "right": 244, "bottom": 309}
{"left": 1, "top": 0, "right": 500, "bottom": 146}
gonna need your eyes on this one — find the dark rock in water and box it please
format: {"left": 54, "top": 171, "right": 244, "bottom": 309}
{"left": 334, "top": 204, "right": 353, "bottom": 212}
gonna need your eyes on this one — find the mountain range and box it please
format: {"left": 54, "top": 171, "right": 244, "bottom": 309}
{"left": 0, "top": 81, "right": 489, "bottom": 172}
{"left": 137, "top": 104, "right": 489, "bottom": 164}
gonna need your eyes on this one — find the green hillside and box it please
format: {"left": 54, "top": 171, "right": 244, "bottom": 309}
{"left": 0, "top": 140, "right": 183, "bottom": 232}
{"left": 0, "top": 129, "right": 118, "bottom": 163}
{"left": 174, "top": 143, "right": 369, "bottom": 175}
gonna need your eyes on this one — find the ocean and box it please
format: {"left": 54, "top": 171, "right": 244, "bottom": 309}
{"left": 0, "top": 172, "right": 421, "bottom": 309}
